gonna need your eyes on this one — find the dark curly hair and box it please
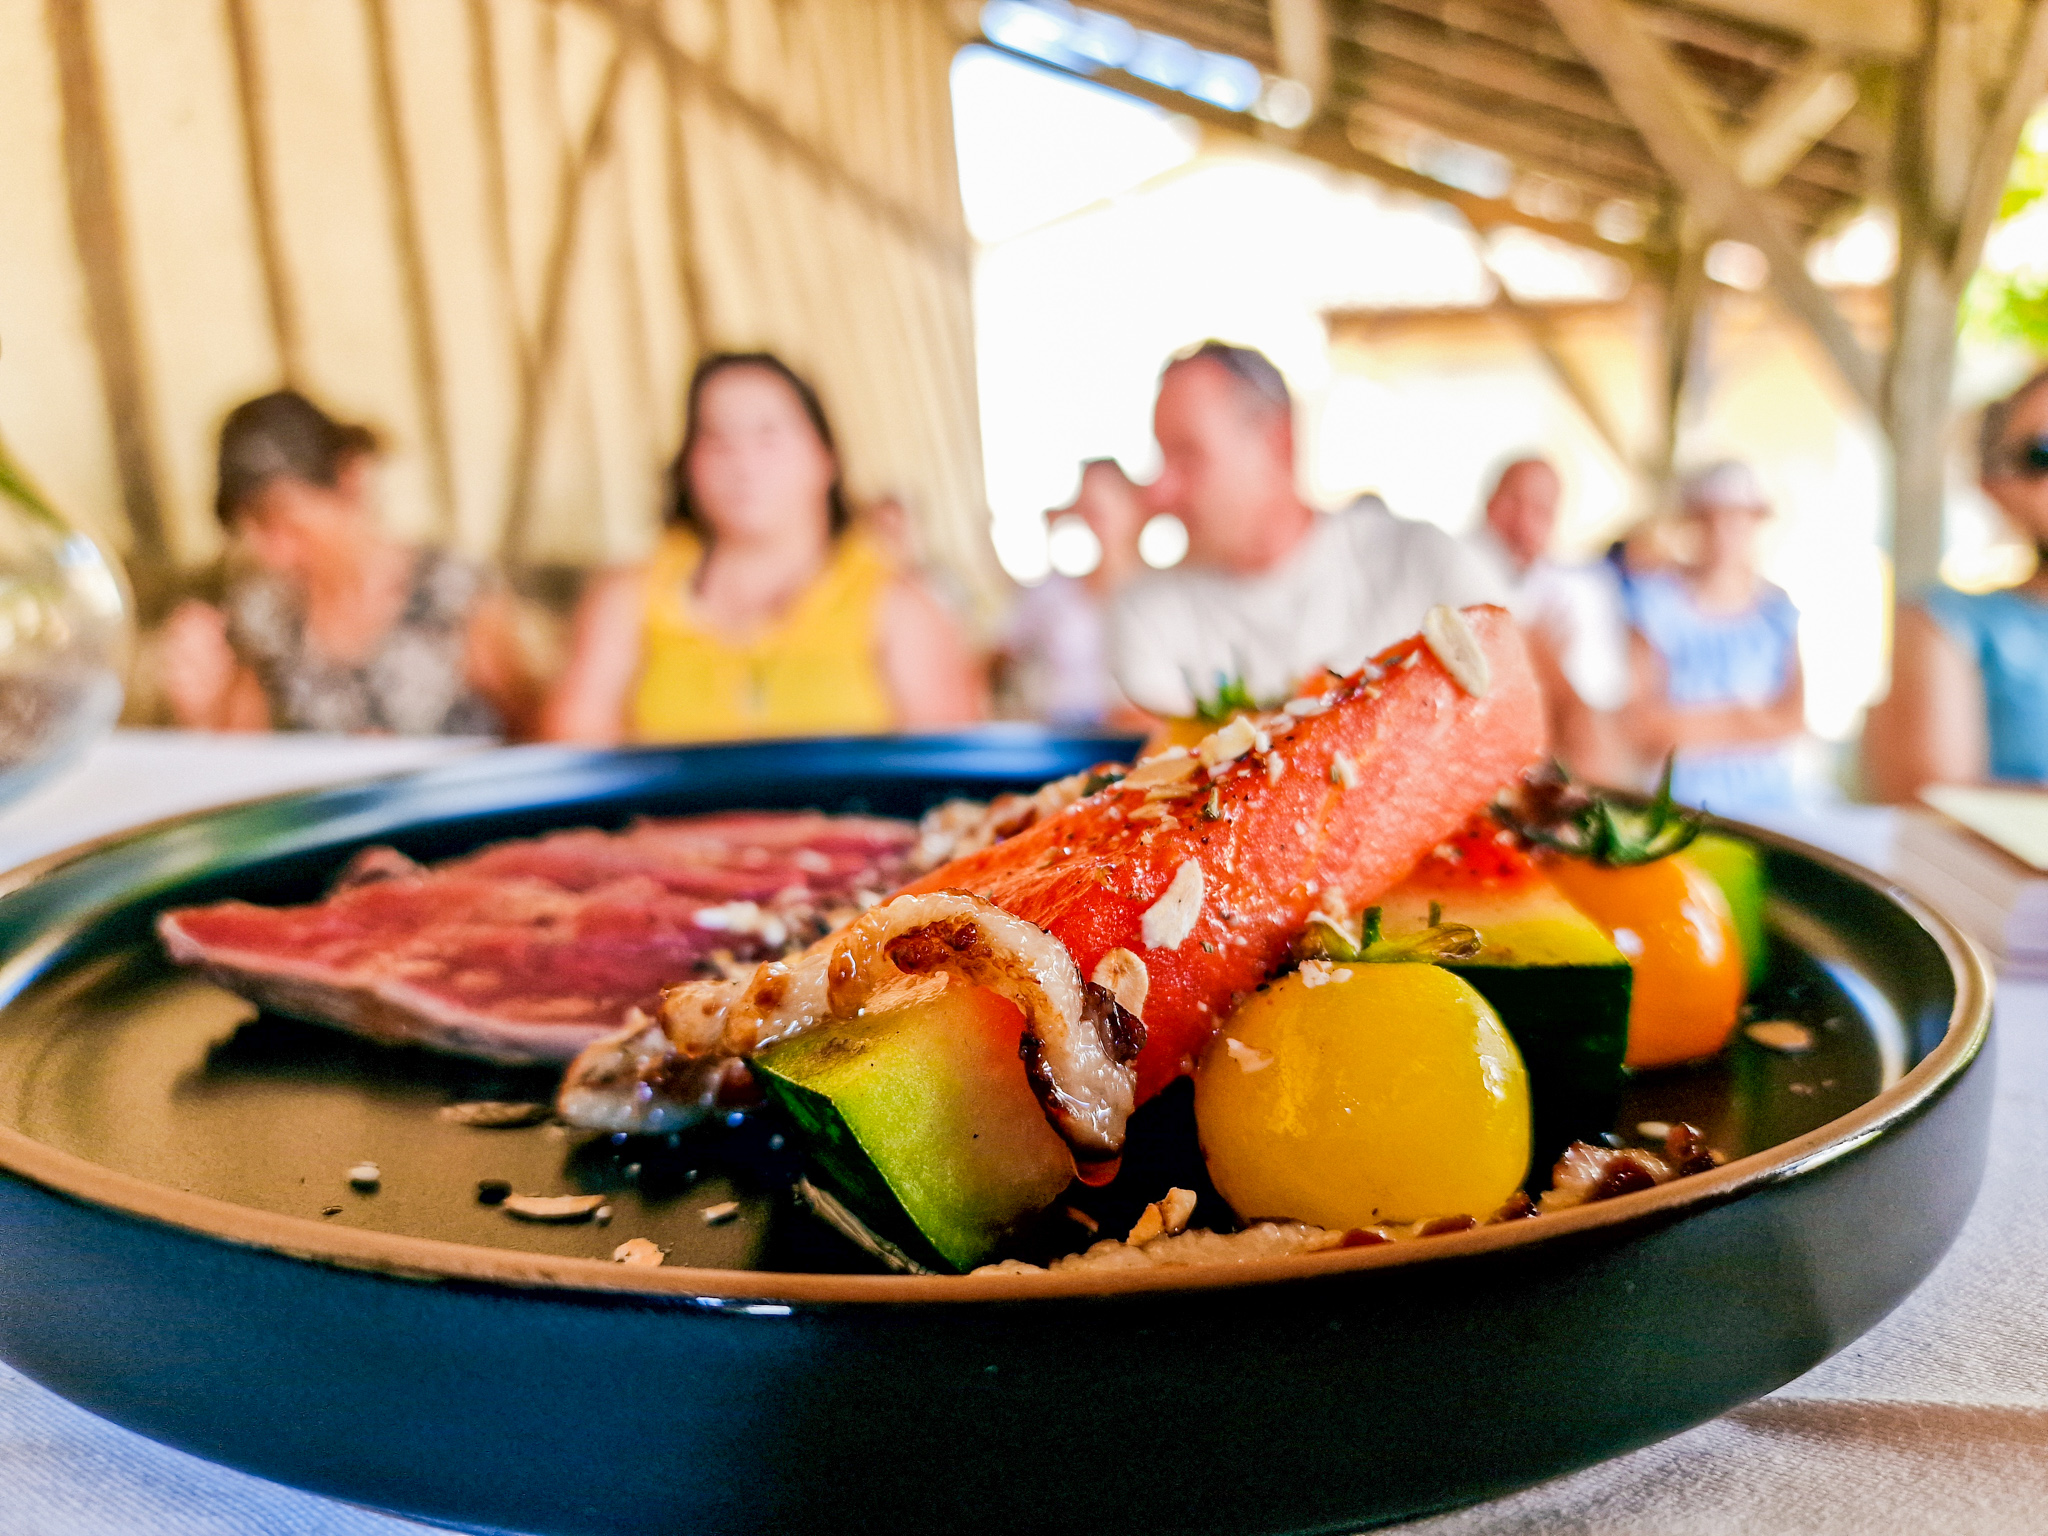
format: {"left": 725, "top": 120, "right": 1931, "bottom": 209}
{"left": 667, "top": 352, "right": 849, "bottom": 540}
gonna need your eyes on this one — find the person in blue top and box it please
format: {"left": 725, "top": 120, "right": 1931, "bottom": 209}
{"left": 1865, "top": 367, "right": 2048, "bottom": 801}
{"left": 1624, "top": 461, "right": 1805, "bottom": 813}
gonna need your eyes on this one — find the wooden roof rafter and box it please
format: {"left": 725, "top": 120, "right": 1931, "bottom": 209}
{"left": 996, "top": 0, "right": 2048, "bottom": 584}
{"left": 1077, "top": 0, "right": 1880, "bottom": 239}
{"left": 971, "top": 37, "right": 1669, "bottom": 270}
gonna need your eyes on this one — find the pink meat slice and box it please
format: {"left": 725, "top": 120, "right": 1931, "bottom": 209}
{"left": 157, "top": 812, "right": 915, "bottom": 1064}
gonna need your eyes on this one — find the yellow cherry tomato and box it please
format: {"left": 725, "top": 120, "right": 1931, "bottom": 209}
{"left": 1193, "top": 964, "right": 1531, "bottom": 1229}
{"left": 1544, "top": 853, "right": 1744, "bottom": 1070}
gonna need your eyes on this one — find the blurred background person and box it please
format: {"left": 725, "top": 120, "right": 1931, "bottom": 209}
{"left": 161, "top": 391, "right": 537, "bottom": 737}
{"left": 543, "top": 352, "right": 984, "bottom": 742}
{"left": 1469, "top": 455, "right": 1630, "bottom": 783}
{"left": 1865, "top": 369, "right": 2048, "bottom": 801}
{"left": 1625, "top": 460, "right": 1804, "bottom": 813}
{"left": 997, "top": 459, "right": 1148, "bottom": 727}
{"left": 1112, "top": 340, "right": 1505, "bottom": 716}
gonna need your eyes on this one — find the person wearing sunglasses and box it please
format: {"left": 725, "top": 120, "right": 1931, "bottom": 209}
{"left": 1865, "top": 368, "right": 2048, "bottom": 801}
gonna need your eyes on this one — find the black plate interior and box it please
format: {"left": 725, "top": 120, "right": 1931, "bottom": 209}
{"left": 0, "top": 733, "right": 1929, "bottom": 1275}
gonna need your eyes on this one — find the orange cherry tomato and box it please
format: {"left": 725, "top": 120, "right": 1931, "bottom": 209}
{"left": 1543, "top": 853, "right": 1744, "bottom": 1069}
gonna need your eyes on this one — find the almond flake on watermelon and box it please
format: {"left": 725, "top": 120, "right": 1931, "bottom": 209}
{"left": 1423, "top": 604, "right": 1492, "bottom": 697}
{"left": 1195, "top": 716, "right": 1258, "bottom": 770}
{"left": 1141, "top": 859, "right": 1205, "bottom": 950}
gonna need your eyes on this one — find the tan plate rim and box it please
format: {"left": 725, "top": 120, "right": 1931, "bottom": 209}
{"left": 0, "top": 793, "right": 1995, "bottom": 1308}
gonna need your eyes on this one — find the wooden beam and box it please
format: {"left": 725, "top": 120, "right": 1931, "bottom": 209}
{"left": 575, "top": 0, "right": 969, "bottom": 269}
{"left": 1342, "top": 9, "right": 1625, "bottom": 129}
{"left": 1336, "top": 26, "right": 1863, "bottom": 208}
{"left": 223, "top": 0, "right": 302, "bottom": 387}
{"left": 1539, "top": 0, "right": 1881, "bottom": 413}
{"left": 1269, "top": 0, "right": 1330, "bottom": 110}
{"left": 1657, "top": 228, "right": 1709, "bottom": 483}
{"left": 1346, "top": 79, "right": 1669, "bottom": 202}
{"left": 464, "top": 0, "right": 533, "bottom": 387}
{"left": 500, "top": 40, "right": 629, "bottom": 562}
{"left": 1673, "top": 0, "right": 1922, "bottom": 60}
{"left": 363, "top": 0, "right": 456, "bottom": 539}
{"left": 1735, "top": 53, "right": 1858, "bottom": 187}
{"left": 978, "top": 41, "right": 1663, "bottom": 270}
{"left": 1080, "top": 0, "right": 1278, "bottom": 68}
{"left": 1368, "top": 0, "right": 1807, "bottom": 77}
{"left": 1951, "top": 0, "right": 2048, "bottom": 287}
{"left": 1490, "top": 287, "right": 1635, "bottom": 465}
{"left": 1885, "top": 0, "right": 2048, "bottom": 590}
{"left": 45, "top": 0, "right": 171, "bottom": 592}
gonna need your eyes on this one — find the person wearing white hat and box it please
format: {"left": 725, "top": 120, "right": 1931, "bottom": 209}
{"left": 1622, "top": 460, "right": 1805, "bottom": 812}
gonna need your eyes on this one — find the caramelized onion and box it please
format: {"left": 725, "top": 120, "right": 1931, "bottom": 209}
{"left": 556, "top": 890, "right": 1141, "bottom": 1162}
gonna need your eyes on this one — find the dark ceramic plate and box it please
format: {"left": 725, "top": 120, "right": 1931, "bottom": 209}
{"left": 0, "top": 733, "right": 1993, "bottom": 1536}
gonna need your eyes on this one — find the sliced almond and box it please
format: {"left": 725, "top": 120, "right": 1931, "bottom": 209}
{"left": 701, "top": 1200, "right": 742, "bottom": 1225}
{"left": 1090, "top": 947, "right": 1150, "bottom": 1018}
{"left": 611, "top": 1237, "right": 666, "bottom": 1266}
{"left": 1121, "top": 749, "right": 1197, "bottom": 790}
{"left": 1745, "top": 1020, "right": 1816, "bottom": 1054}
{"left": 1194, "top": 716, "right": 1258, "bottom": 771}
{"left": 1128, "top": 1187, "right": 1198, "bottom": 1245}
{"left": 1422, "top": 605, "right": 1491, "bottom": 697}
{"left": 1140, "top": 858, "right": 1204, "bottom": 950}
{"left": 437, "top": 1101, "right": 551, "bottom": 1129}
{"left": 502, "top": 1193, "right": 606, "bottom": 1223}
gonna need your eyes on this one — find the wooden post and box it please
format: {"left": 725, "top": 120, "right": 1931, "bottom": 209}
{"left": 1644, "top": 229, "right": 1708, "bottom": 519}
{"left": 1885, "top": 0, "right": 2048, "bottom": 592}
{"left": 1541, "top": 0, "right": 1884, "bottom": 414}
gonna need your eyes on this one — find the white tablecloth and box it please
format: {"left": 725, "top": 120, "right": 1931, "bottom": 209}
{"left": 0, "top": 743, "right": 2025, "bottom": 1535}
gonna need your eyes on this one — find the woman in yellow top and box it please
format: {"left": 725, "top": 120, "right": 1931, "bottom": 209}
{"left": 543, "top": 352, "right": 984, "bottom": 742}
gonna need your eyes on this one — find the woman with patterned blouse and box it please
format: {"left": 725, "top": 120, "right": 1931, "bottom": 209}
{"left": 162, "top": 391, "right": 538, "bottom": 737}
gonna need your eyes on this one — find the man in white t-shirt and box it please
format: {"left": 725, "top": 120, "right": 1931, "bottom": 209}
{"left": 1110, "top": 341, "right": 1508, "bottom": 717}
{"left": 1467, "top": 456, "right": 1632, "bottom": 781}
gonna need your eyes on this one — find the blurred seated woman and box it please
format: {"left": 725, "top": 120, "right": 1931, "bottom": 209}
{"left": 162, "top": 391, "right": 537, "bottom": 736}
{"left": 542, "top": 352, "right": 984, "bottom": 742}
{"left": 1865, "top": 369, "right": 2048, "bottom": 801}
{"left": 1624, "top": 461, "right": 1805, "bottom": 813}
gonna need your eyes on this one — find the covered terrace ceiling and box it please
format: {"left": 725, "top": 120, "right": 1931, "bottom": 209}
{"left": 1049, "top": 0, "right": 1910, "bottom": 263}
{"left": 973, "top": 0, "right": 2048, "bottom": 586}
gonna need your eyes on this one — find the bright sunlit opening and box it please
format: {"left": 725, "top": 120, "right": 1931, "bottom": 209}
{"left": 1047, "top": 514, "right": 1103, "bottom": 577}
{"left": 1138, "top": 513, "right": 1188, "bottom": 568}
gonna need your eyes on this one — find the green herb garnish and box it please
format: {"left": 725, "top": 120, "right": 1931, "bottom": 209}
{"left": 1301, "top": 904, "right": 1480, "bottom": 964}
{"left": 1493, "top": 756, "right": 1704, "bottom": 866}
{"left": 1184, "top": 667, "right": 1284, "bottom": 724}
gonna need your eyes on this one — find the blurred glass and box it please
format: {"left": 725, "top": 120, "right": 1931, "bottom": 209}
{"left": 0, "top": 434, "right": 132, "bottom": 811}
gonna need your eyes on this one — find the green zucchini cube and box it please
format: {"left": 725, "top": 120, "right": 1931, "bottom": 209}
{"left": 754, "top": 981, "right": 1074, "bottom": 1272}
